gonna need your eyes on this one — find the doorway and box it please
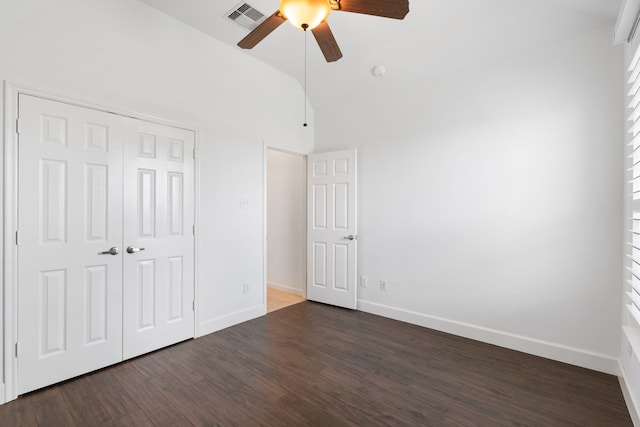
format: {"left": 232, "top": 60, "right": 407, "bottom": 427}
{"left": 266, "top": 149, "right": 306, "bottom": 312}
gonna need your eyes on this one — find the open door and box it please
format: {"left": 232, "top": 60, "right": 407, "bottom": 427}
{"left": 307, "top": 149, "right": 357, "bottom": 309}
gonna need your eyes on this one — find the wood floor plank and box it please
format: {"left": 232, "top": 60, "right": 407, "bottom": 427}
{"left": 192, "top": 341, "right": 289, "bottom": 403}
{"left": 111, "top": 362, "right": 194, "bottom": 427}
{"left": 0, "top": 301, "right": 633, "bottom": 426}
{"left": 150, "top": 372, "right": 251, "bottom": 426}
{"left": 113, "top": 409, "right": 155, "bottom": 427}
{"left": 29, "top": 388, "right": 77, "bottom": 427}
{"left": 151, "top": 343, "right": 207, "bottom": 386}
{"left": 85, "top": 366, "right": 141, "bottom": 420}
{"left": 59, "top": 377, "right": 112, "bottom": 426}
{"left": 126, "top": 350, "right": 168, "bottom": 381}
{"left": 0, "top": 394, "right": 38, "bottom": 426}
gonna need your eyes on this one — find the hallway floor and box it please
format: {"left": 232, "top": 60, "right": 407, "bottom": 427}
{"left": 267, "top": 287, "right": 304, "bottom": 313}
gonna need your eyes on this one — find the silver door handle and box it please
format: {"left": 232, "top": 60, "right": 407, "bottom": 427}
{"left": 99, "top": 247, "right": 120, "bottom": 255}
{"left": 343, "top": 235, "right": 356, "bottom": 240}
{"left": 126, "top": 246, "right": 145, "bottom": 254}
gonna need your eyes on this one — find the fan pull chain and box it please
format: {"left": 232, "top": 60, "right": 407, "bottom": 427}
{"left": 303, "top": 24, "right": 308, "bottom": 127}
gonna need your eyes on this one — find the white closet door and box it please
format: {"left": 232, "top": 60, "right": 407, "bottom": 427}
{"left": 122, "top": 119, "right": 195, "bottom": 359}
{"left": 17, "top": 95, "right": 124, "bottom": 394}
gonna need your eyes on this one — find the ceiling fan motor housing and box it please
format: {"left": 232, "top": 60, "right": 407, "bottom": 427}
{"left": 279, "top": 0, "right": 332, "bottom": 30}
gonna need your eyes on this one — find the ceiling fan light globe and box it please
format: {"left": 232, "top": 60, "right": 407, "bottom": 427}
{"left": 279, "top": 0, "right": 331, "bottom": 30}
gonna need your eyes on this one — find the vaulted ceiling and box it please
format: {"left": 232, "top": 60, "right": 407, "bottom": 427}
{"left": 138, "top": 0, "right": 621, "bottom": 114}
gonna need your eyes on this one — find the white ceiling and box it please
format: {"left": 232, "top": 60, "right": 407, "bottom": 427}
{"left": 137, "top": 0, "right": 621, "bottom": 112}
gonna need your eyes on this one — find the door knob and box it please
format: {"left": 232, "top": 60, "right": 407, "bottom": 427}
{"left": 99, "top": 247, "right": 120, "bottom": 255}
{"left": 342, "top": 235, "right": 356, "bottom": 241}
{"left": 126, "top": 246, "right": 146, "bottom": 254}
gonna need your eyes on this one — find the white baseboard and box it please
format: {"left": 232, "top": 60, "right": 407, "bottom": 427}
{"left": 620, "top": 365, "right": 640, "bottom": 427}
{"left": 358, "top": 300, "right": 620, "bottom": 375}
{"left": 267, "top": 282, "right": 303, "bottom": 296}
{"left": 196, "top": 304, "right": 266, "bottom": 337}
{"left": 0, "top": 384, "right": 5, "bottom": 405}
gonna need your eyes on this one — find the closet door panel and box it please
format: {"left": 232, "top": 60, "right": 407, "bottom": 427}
{"left": 16, "top": 95, "right": 196, "bottom": 393}
{"left": 17, "top": 95, "right": 124, "bottom": 394}
{"left": 122, "top": 120, "right": 195, "bottom": 360}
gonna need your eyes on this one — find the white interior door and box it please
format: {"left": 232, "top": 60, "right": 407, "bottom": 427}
{"left": 307, "top": 149, "right": 357, "bottom": 309}
{"left": 17, "top": 95, "right": 196, "bottom": 393}
{"left": 17, "top": 95, "right": 124, "bottom": 394}
{"left": 122, "top": 119, "right": 195, "bottom": 359}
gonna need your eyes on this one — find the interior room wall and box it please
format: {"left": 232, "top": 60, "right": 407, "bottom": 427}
{"left": 315, "top": 25, "right": 625, "bottom": 373}
{"left": 0, "top": 0, "right": 313, "bottom": 402}
{"left": 266, "top": 149, "right": 306, "bottom": 295}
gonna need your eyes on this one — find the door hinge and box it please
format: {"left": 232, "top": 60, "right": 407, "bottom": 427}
{"left": 15, "top": 342, "right": 18, "bottom": 358}
{"left": 193, "top": 149, "right": 196, "bottom": 159}
{"left": 15, "top": 230, "right": 18, "bottom": 246}
{"left": 192, "top": 300, "right": 195, "bottom": 311}
{"left": 192, "top": 225, "right": 195, "bottom": 236}
{"left": 15, "top": 118, "right": 20, "bottom": 134}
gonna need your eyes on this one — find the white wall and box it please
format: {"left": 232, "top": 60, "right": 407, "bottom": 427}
{"left": 316, "top": 25, "right": 625, "bottom": 372}
{"left": 0, "top": 0, "right": 313, "bottom": 402}
{"left": 266, "top": 149, "right": 306, "bottom": 295}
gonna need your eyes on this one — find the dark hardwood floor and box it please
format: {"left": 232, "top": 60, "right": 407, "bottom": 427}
{"left": 0, "top": 301, "right": 632, "bottom": 426}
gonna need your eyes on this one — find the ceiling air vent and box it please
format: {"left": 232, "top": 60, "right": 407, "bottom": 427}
{"left": 225, "top": 2, "right": 266, "bottom": 31}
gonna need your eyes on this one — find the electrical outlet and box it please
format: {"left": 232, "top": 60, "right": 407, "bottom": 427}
{"left": 240, "top": 197, "right": 249, "bottom": 209}
{"left": 360, "top": 276, "right": 368, "bottom": 287}
{"left": 243, "top": 282, "right": 250, "bottom": 294}
{"left": 380, "top": 280, "right": 387, "bottom": 291}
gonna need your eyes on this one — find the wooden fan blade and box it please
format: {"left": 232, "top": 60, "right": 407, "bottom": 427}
{"left": 238, "top": 11, "right": 287, "bottom": 49}
{"left": 311, "top": 21, "right": 343, "bottom": 62}
{"left": 334, "top": 0, "right": 409, "bottom": 20}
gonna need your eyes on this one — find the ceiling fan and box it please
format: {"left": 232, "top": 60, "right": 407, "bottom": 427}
{"left": 237, "top": 0, "right": 410, "bottom": 62}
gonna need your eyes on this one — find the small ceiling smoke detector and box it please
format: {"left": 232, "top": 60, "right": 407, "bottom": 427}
{"left": 372, "top": 65, "right": 387, "bottom": 78}
{"left": 225, "top": 2, "right": 266, "bottom": 31}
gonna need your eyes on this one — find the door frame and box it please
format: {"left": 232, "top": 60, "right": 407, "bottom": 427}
{"left": 262, "top": 144, "right": 309, "bottom": 310}
{"left": 2, "top": 82, "right": 200, "bottom": 404}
